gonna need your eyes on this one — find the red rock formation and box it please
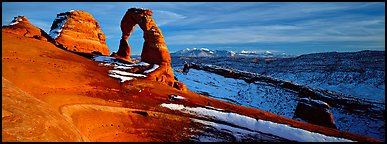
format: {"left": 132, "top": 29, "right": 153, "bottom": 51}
{"left": 49, "top": 10, "right": 110, "bottom": 55}
{"left": 2, "top": 16, "right": 52, "bottom": 41}
{"left": 114, "top": 8, "right": 178, "bottom": 88}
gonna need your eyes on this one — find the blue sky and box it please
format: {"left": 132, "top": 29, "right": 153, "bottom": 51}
{"left": 2, "top": 2, "right": 385, "bottom": 55}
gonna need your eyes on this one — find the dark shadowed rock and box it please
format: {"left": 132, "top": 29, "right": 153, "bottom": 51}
{"left": 294, "top": 98, "right": 337, "bottom": 129}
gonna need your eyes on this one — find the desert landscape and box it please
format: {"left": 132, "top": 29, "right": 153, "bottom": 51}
{"left": 2, "top": 4, "right": 384, "bottom": 142}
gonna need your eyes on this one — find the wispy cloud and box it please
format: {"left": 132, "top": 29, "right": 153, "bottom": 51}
{"left": 164, "top": 18, "right": 384, "bottom": 45}
{"left": 152, "top": 10, "right": 186, "bottom": 27}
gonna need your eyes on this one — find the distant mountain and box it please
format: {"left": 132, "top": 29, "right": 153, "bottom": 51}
{"left": 171, "top": 48, "right": 236, "bottom": 57}
{"left": 238, "top": 50, "right": 274, "bottom": 57}
{"left": 171, "top": 48, "right": 291, "bottom": 58}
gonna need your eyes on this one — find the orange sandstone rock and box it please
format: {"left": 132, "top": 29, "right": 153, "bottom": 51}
{"left": 49, "top": 10, "right": 110, "bottom": 55}
{"left": 2, "top": 16, "right": 52, "bottom": 41}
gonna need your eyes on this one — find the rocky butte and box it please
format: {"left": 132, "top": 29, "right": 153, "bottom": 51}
{"left": 1, "top": 8, "right": 381, "bottom": 142}
{"left": 49, "top": 10, "right": 110, "bottom": 55}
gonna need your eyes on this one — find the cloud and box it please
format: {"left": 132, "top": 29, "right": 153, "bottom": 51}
{"left": 152, "top": 10, "right": 186, "bottom": 27}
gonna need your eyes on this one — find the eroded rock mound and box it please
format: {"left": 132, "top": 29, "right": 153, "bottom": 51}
{"left": 2, "top": 16, "right": 52, "bottom": 41}
{"left": 49, "top": 10, "right": 110, "bottom": 55}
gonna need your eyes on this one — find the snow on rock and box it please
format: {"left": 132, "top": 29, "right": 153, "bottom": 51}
{"left": 107, "top": 70, "right": 146, "bottom": 82}
{"left": 92, "top": 56, "right": 155, "bottom": 83}
{"left": 160, "top": 103, "right": 353, "bottom": 142}
{"left": 49, "top": 10, "right": 110, "bottom": 55}
{"left": 132, "top": 62, "right": 150, "bottom": 67}
{"left": 168, "top": 95, "right": 186, "bottom": 101}
{"left": 144, "top": 64, "right": 159, "bottom": 74}
{"left": 205, "top": 106, "right": 224, "bottom": 111}
{"left": 4, "top": 16, "right": 27, "bottom": 26}
{"left": 49, "top": 14, "right": 67, "bottom": 39}
{"left": 190, "top": 118, "right": 274, "bottom": 142}
{"left": 9, "top": 21, "right": 19, "bottom": 26}
{"left": 300, "top": 98, "right": 329, "bottom": 109}
{"left": 92, "top": 56, "right": 150, "bottom": 67}
{"left": 113, "top": 65, "right": 133, "bottom": 70}
{"left": 9, "top": 19, "right": 20, "bottom": 26}
{"left": 108, "top": 73, "right": 135, "bottom": 82}
{"left": 108, "top": 70, "right": 146, "bottom": 78}
{"left": 98, "top": 63, "right": 117, "bottom": 67}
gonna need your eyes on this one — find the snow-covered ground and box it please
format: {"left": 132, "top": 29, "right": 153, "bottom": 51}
{"left": 171, "top": 51, "right": 385, "bottom": 104}
{"left": 160, "top": 103, "right": 353, "bottom": 142}
{"left": 175, "top": 69, "right": 299, "bottom": 118}
{"left": 269, "top": 71, "right": 385, "bottom": 103}
{"left": 173, "top": 68, "right": 385, "bottom": 141}
{"left": 92, "top": 56, "right": 157, "bottom": 83}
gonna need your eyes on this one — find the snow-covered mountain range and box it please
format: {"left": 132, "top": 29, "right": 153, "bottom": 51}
{"left": 171, "top": 48, "right": 290, "bottom": 58}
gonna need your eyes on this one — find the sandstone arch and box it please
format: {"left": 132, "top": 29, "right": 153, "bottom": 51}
{"left": 112, "top": 8, "right": 177, "bottom": 88}
{"left": 112, "top": 8, "right": 171, "bottom": 64}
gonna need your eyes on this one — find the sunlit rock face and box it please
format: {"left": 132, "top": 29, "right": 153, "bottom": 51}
{"left": 49, "top": 10, "right": 110, "bottom": 55}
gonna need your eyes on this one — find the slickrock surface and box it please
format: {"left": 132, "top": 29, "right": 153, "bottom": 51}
{"left": 2, "top": 77, "right": 86, "bottom": 142}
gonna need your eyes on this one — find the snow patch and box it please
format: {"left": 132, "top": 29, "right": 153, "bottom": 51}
{"left": 300, "top": 98, "right": 329, "bottom": 108}
{"left": 160, "top": 103, "right": 353, "bottom": 142}
{"left": 49, "top": 14, "right": 68, "bottom": 39}
{"left": 107, "top": 70, "right": 146, "bottom": 82}
{"left": 9, "top": 21, "right": 19, "bottom": 26}
{"left": 7, "top": 16, "right": 23, "bottom": 26}
{"left": 205, "top": 106, "right": 223, "bottom": 111}
{"left": 108, "top": 70, "right": 146, "bottom": 78}
{"left": 144, "top": 64, "right": 159, "bottom": 74}
{"left": 98, "top": 63, "right": 117, "bottom": 67}
{"left": 92, "top": 56, "right": 149, "bottom": 67}
{"left": 114, "top": 65, "right": 133, "bottom": 70}
{"left": 108, "top": 74, "right": 135, "bottom": 82}
{"left": 92, "top": 56, "right": 154, "bottom": 83}
{"left": 132, "top": 62, "right": 150, "bottom": 67}
{"left": 190, "top": 118, "right": 261, "bottom": 142}
{"left": 169, "top": 95, "right": 186, "bottom": 100}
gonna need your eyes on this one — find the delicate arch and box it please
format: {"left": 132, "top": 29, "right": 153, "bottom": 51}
{"left": 112, "top": 8, "right": 171, "bottom": 64}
